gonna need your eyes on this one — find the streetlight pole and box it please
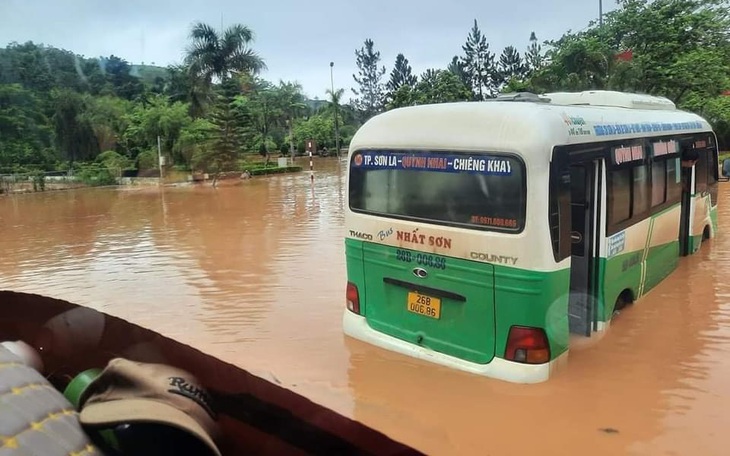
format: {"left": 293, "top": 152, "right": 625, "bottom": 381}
{"left": 330, "top": 61, "right": 340, "bottom": 157}
{"left": 287, "top": 118, "right": 294, "bottom": 162}
{"left": 599, "top": 0, "right": 603, "bottom": 27}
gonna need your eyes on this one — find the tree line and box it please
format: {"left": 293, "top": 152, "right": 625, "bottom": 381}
{"left": 0, "top": 23, "right": 356, "bottom": 178}
{"left": 351, "top": 0, "right": 730, "bottom": 147}
{"left": 0, "top": 0, "right": 728, "bottom": 180}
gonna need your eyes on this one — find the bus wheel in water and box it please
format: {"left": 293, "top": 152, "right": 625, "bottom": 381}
{"left": 614, "top": 290, "right": 633, "bottom": 314}
{"left": 703, "top": 225, "right": 711, "bottom": 241}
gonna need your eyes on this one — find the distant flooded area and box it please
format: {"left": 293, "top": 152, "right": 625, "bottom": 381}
{"left": 2, "top": 157, "right": 730, "bottom": 455}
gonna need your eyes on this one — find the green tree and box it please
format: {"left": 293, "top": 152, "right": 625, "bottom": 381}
{"left": 413, "top": 69, "right": 472, "bottom": 105}
{"left": 80, "top": 58, "right": 112, "bottom": 96}
{"left": 352, "top": 39, "right": 387, "bottom": 121}
{"left": 325, "top": 87, "right": 345, "bottom": 155}
{"left": 0, "top": 84, "right": 54, "bottom": 169}
{"left": 185, "top": 22, "right": 266, "bottom": 115}
{"left": 524, "top": 32, "right": 545, "bottom": 77}
{"left": 102, "top": 55, "right": 144, "bottom": 100}
{"left": 5, "top": 42, "right": 96, "bottom": 93}
{"left": 529, "top": 0, "right": 730, "bottom": 104}
{"left": 175, "top": 118, "right": 216, "bottom": 167}
{"left": 80, "top": 95, "right": 131, "bottom": 154}
{"left": 385, "top": 85, "right": 416, "bottom": 110}
{"left": 447, "top": 56, "right": 471, "bottom": 92}
{"left": 387, "top": 69, "right": 472, "bottom": 109}
{"left": 501, "top": 78, "right": 534, "bottom": 94}
{"left": 233, "top": 77, "right": 281, "bottom": 165}
{"left": 277, "top": 81, "right": 307, "bottom": 158}
{"left": 162, "top": 64, "right": 193, "bottom": 104}
{"left": 598, "top": 0, "right": 729, "bottom": 102}
{"left": 186, "top": 22, "right": 266, "bottom": 82}
{"left": 529, "top": 34, "right": 613, "bottom": 92}
{"left": 122, "top": 96, "right": 193, "bottom": 165}
{"left": 385, "top": 53, "right": 417, "bottom": 104}
{"left": 192, "top": 96, "right": 239, "bottom": 186}
{"left": 0, "top": 42, "right": 57, "bottom": 93}
{"left": 96, "top": 150, "right": 132, "bottom": 179}
{"left": 495, "top": 46, "right": 526, "bottom": 92}
{"left": 460, "top": 20, "right": 496, "bottom": 100}
{"left": 705, "top": 96, "right": 730, "bottom": 150}
{"left": 51, "top": 89, "right": 98, "bottom": 163}
{"left": 682, "top": 93, "right": 730, "bottom": 149}
{"left": 291, "top": 113, "right": 335, "bottom": 151}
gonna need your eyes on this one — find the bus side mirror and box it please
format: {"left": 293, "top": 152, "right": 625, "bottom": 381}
{"left": 722, "top": 158, "right": 730, "bottom": 180}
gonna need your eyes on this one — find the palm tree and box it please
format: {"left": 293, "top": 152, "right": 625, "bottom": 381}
{"left": 326, "top": 88, "right": 344, "bottom": 156}
{"left": 184, "top": 22, "right": 267, "bottom": 115}
{"left": 278, "top": 81, "right": 307, "bottom": 159}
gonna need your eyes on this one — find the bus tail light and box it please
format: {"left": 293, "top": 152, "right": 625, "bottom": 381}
{"left": 346, "top": 282, "right": 361, "bottom": 315}
{"left": 505, "top": 326, "right": 550, "bottom": 364}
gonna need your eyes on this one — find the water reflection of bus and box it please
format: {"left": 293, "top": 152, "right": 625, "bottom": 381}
{"left": 342, "top": 91, "right": 720, "bottom": 383}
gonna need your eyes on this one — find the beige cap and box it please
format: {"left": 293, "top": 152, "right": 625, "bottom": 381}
{"left": 78, "top": 358, "right": 221, "bottom": 456}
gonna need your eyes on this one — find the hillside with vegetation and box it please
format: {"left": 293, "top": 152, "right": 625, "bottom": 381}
{"left": 0, "top": 0, "right": 727, "bottom": 187}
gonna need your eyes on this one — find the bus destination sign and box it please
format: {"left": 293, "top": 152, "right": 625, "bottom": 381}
{"left": 352, "top": 151, "right": 513, "bottom": 175}
{"left": 612, "top": 145, "right": 644, "bottom": 165}
{"left": 651, "top": 140, "right": 678, "bottom": 157}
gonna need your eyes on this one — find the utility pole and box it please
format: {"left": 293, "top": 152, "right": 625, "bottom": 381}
{"left": 599, "top": 0, "right": 603, "bottom": 27}
{"left": 157, "top": 135, "right": 164, "bottom": 180}
{"left": 288, "top": 119, "right": 295, "bottom": 162}
{"left": 330, "top": 61, "right": 340, "bottom": 157}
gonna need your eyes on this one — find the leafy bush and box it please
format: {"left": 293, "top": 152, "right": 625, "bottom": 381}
{"left": 255, "top": 138, "right": 278, "bottom": 157}
{"left": 31, "top": 171, "right": 45, "bottom": 191}
{"left": 137, "top": 149, "right": 158, "bottom": 170}
{"left": 96, "top": 150, "right": 132, "bottom": 178}
{"left": 240, "top": 162, "right": 281, "bottom": 172}
{"left": 248, "top": 166, "right": 302, "bottom": 176}
{"left": 76, "top": 163, "right": 117, "bottom": 186}
{"left": 96, "top": 150, "right": 131, "bottom": 169}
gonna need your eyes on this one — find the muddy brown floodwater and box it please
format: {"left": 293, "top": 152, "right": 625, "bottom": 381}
{"left": 1, "top": 158, "right": 730, "bottom": 455}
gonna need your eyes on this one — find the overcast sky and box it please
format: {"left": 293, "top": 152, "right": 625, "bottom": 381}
{"left": 0, "top": 0, "right": 614, "bottom": 101}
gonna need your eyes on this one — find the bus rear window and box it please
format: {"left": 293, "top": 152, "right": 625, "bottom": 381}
{"left": 348, "top": 150, "right": 526, "bottom": 232}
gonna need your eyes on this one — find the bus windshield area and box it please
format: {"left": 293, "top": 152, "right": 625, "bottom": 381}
{"left": 348, "top": 151, "right": 526, "bottom": 232}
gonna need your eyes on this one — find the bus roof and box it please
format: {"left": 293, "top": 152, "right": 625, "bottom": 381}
{"left": 349, "top": 91, "right": 713, "bottom": 161}
{"left": 541, "top": 90, "right": 677, "bottom": 110}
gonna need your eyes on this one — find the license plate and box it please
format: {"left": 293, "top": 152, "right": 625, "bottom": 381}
{"left": 406, "top": 291, "right": 441, "bottom": 319}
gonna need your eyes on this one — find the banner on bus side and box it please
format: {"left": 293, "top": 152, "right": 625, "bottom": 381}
{"left": 607, "top": 231, "right": 626, "bottom": 258}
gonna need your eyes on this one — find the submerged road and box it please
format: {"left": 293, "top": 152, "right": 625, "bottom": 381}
{"left": 2, "top": 157, "right": 730, "bottom": 455}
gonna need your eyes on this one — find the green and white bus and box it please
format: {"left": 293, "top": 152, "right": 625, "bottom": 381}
{"left": 343, "top": 90, "right": 722, "bottom": 383}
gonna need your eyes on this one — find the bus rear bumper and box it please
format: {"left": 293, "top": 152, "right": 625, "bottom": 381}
{"left": 343, "top": 311, "right": 566, "bottom": 384}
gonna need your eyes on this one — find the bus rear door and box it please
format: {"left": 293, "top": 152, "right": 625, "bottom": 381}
{"left": 567, "top": 160, "right": 601, "bottom": 336}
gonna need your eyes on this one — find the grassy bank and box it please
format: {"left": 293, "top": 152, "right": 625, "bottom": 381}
{"left": 1, "top": 157, "right": 311, "bottom": 194}
{"left": 244, "top": 165, "right": 303, "bottom": 176}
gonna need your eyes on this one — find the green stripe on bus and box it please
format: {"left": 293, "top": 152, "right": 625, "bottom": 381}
{"left": 598, "top": 239, "right": 679, "bottom": 322}
{"left": 345, "top": 238, "right": 570, "bottom": 363}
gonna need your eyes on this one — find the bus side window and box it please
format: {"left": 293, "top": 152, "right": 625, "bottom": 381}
{"left": 666, "top": 158, "right": 682, "bottom": 203}
{"left": 608, "top": 168, "right": 631, "bottom": 226}
{"left": 706, "top": 149, "right": 719, "bottom": 206}
{"left": 695, "top": 149, "right": 708, "bottom": 194}
{"left": 632, "top": 164, "right": 651, "bottom": 217}
{"left": 650, "top": 159, "right": 667, "bottom": 207}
